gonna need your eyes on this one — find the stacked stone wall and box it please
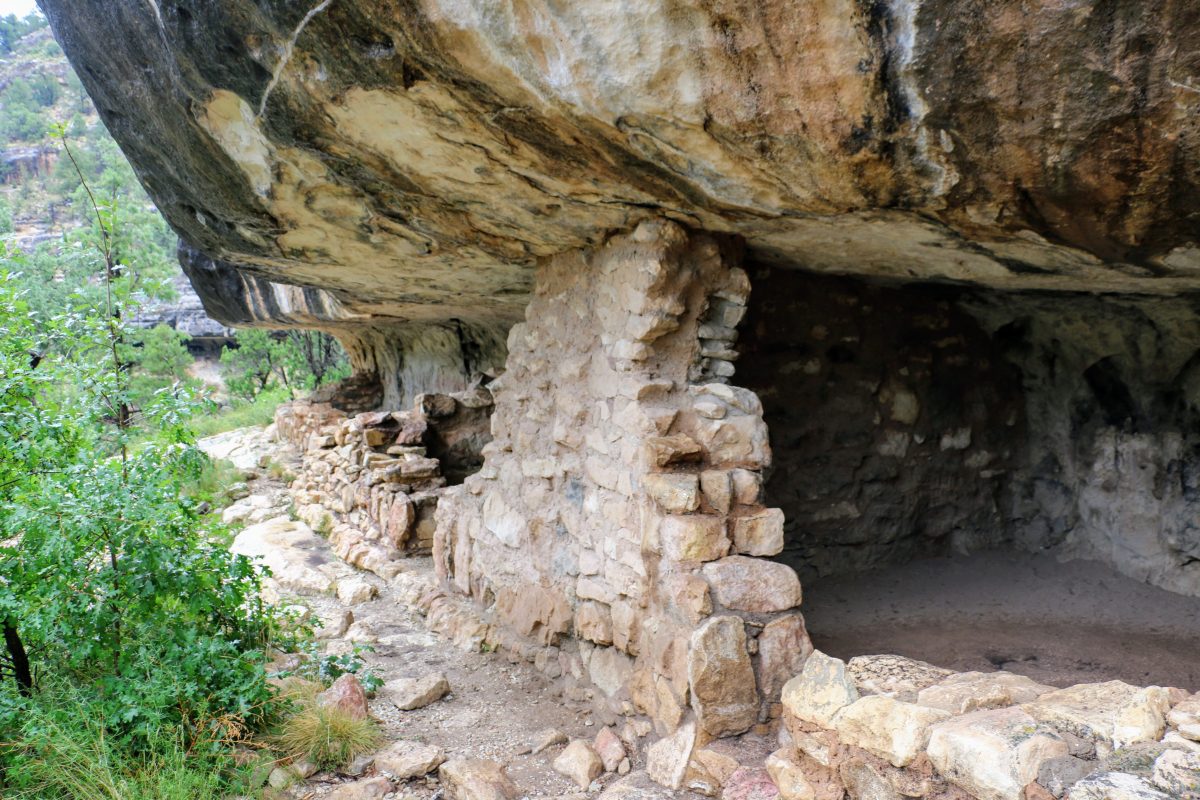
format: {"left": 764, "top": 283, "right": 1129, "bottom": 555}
{"left": 768, "top": 650, "right": 1199, "bottom": 800}
{"left": 275, "top": 388, "right": 492, "bottom": 577}
{"left": 433, "top": 220, "right": 812, "bottom": 739}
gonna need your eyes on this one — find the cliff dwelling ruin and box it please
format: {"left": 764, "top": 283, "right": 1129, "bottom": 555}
{"left": 40, "top": 1, "right": 1200, "bottom": 798}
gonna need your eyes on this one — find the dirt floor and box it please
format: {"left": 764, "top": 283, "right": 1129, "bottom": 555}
{"left": 801, "top": 549, "right": 1200, "bottom": 691}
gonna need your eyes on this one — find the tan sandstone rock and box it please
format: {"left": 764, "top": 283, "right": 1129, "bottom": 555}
{"left": 702, "top": 556, "right": 802, "bottom": 612}
{"left": 439, "top": 758, "right": 520, "bottom": 800}
{"left": 374, "top": 740, "right": 447, "bottom": 779}
{"left": 765, "top": 749, "right": 815, "bottom": 800}
{"left": 688, "top": 616, "right": 758, "bottom": 738}
{"left": 594, "top": 726, "right": 627, "bottom": 773}
{"left": 385, "top": 673, "right": 451, "bottom": 710}
{"left": 554, "top": 740, "right": 604, "bottom": 788}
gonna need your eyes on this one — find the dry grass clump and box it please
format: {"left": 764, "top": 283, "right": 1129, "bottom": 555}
{"left": 274, "top": 704, "right": 381, "bottom": 770}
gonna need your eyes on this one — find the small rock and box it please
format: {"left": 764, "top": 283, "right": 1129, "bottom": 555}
{"left": 328, "top": 775, "right": 394, "bottom": 800}
{"left": 386, "top": 673, "right": 451, "bottom": 710}
{"left": 686, "top": 747, "right": 740, "bottom": 796}
{"left": 594, "top": 726, "right": 627, "bottom": 772}
{"left": 765, "top": 750, "right": 815, "bottom": 800}
{"left": 268, "top": 765, "right": 299, "bottom": 789}
{"left": 316, "top": 607, "right": 354, "bottom": 640}
{"left": 554, "top": 740, "right": 604, "bottom": 788}
{"left": 618, "top": 758, "right": 632, "bottom": 775}
{"left": 646, "top": 721, "right": 697, "bottom": 790}
{"left": 374, "top": 740, "right": 447, "bottom": 779}
{"left": 439, "top": 758, "right": 520, "bottom": 800}
{"left": 721, "top": 767, "right": 781, "bottom": 800}
{"left": 319, "top": 673, "right": 369, "bottom": 720}
{"left": 597, "top": 772, "right": 677, "bottom": 800}
{"left": 1069, "top": 772, "right": 1172, "bottom": 799}
{"left": 529, "top": 727, "right": 569, "bottom": 755}
{"left": 1151, "top": 748, "right": 1200, "bottom": 797}
{"left": 781, "top": 650, "right": 858, "bottom": 728}
{"left": 1037, "top": 755, "right": 1097, "bottom": 797}
{"left": 337, "top": 577, "right": 378, "bottom": 605}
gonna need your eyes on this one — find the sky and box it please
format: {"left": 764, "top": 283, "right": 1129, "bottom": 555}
{"left": 0, "top": 0, "right": 39, "bottom": 17}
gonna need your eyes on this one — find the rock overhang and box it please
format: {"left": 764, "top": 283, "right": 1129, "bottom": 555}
{"left": 37, "top": 0, "right": 1200, "bottom": 331}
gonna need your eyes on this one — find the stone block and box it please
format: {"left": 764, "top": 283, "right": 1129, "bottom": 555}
{"left": 439, "top": 758, "right": 519, "bottom": 800}
{"left": 1069, "top": 772, "right": 1172, "bottom": 799}
{"left": 730, "top": 508, "right": 785, "bottom": 556}
{"left": 374, "top": 740, "right": 447, "bottom": 779}
{"left": 838, "top": 756, "right": 902, "bottom": 800}
{"left": 385, "top": 673, "right": 450, "bottom": 710}
{"left": 644, "top": 434, "right": 703, "bottom": 467}
{"left": 643, "top": 473, "right": 701, "bottom": 513}
{"left": 918, "top": 670, "right": 1055, "bottom": 714}
{"left": 926, "top": 707, "right": 1070, "bottom": 800}
{"left": 646, "top": 720, "right": 697, "bottom": 790}
{"left": 847, "top": 654, "right": 953, "bottom": 701}
{"left": 781, "top": 650, "right": 858, "bottom": 728}
{"left": 1024, "top": 681, "right": 1170, "bottom": 754}
{"left": 756, "top": 614, "right": 813, "bottom": 700}
{"left": 1151, "top": 748, "right": 1200, "bottom": 797}
{"left": 594, "top": 726, "right": 626, "bottom": 772}
{"left": 832, "top": 695, "right": 950, "bottom": 767}
{"left": 554, "top": 740, "right": 603, "bottom": 788}
{"left": 702, "top": 556, "right": 802, "bottom": 612}
{"left": 686, "top": 747, "right": 741, "bottom": 796}
{"left": 660, "top": 514, "right": 730, "bottom": 563}
{"left": 576, "top": 601, "right": 614, "bottom": 645}
{"left": 700, "top": 470, "right": 732, "bottom": 513}
{"left": 688, "top": 616, "right": 758, "bottom": 738}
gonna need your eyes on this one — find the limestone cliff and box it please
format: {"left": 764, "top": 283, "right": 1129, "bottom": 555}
{"left": 38, "top": 0, "right": 1200, "bottom": 332}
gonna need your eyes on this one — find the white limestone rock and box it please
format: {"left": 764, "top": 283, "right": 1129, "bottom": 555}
{"left": 781, "top": 650, "right": 858, "bottom": 728}
{"left": 926, "top": 707, "right": 1070, "bottom": 800}
{"left": 1069, "top": 772, "right": 1173, "bottom": 799}
{"left": 1024, "top": 681, "right": 1170, "bottom": 755}
{"left": 646, "top": 721, "right": 697, "bottom": 790}
{"left": 847, "top": 654, "right": 952, "bottom": 701}
{"left": 831, "top": 695, "right": 950, "bottom": 767}
{"left": 918, "top": 670, "right": 1055, "bottom": 714}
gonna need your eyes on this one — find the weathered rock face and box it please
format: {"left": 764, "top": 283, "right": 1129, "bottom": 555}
{"left": 39, "top": 0, "right": 1200, "bottom": 331}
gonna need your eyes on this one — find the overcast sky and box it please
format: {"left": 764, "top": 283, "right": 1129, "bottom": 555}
{"left": 0, "top": 0, "right": 40, "bottom": 17}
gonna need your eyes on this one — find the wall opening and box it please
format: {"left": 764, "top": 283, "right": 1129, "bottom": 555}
{"left": 737, "top": 264, "right": 1200, "bottom": 689}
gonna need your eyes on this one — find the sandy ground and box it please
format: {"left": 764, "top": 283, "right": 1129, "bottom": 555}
{"left": 802, "top": 549, "right": 1200, "bottom": 690}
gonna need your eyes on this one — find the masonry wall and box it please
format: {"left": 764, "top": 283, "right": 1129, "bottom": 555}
{"left": 737, "top": 269, "right": 1026, "bottom": 581}
{"left": 434, "top": 220, "right": 812, "bottom": 739}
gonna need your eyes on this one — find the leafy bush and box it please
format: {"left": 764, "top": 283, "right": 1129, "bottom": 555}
{"left": 221, "top": 328, "right": 349, "bottom": 402}
{"left": 274, "top": 642, "right": 384, "bottom": 694}
{"left": 0, "top": 138, "right": 292, "bottom": 792}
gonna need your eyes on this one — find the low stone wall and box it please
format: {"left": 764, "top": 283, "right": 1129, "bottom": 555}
{"left": 433, "top": 220, "right": 811, "bottom": 738}
{"left": 275, "top": 388, "right": 492, "bottom": 577}
{"left": 760, "top": 650, "right": 1200, "bottom": 800}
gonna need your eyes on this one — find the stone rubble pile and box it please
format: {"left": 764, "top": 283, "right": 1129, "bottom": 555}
{"left": 763, "top": 650, "right": 1200, "bottom": 800}
{"left": 274, "top": 389, "right": 492, "bottom": 579}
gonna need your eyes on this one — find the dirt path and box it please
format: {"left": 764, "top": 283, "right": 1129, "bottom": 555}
{"left": 802, "top": 549, "right": 1200, "bottom": 690}
{"left": 204, "top": 428, "right": 684, "bottom": 800}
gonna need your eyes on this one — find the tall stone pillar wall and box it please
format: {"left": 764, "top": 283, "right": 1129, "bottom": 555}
{"left": 434, "top": 220, "right": 812, "bottom": 744}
